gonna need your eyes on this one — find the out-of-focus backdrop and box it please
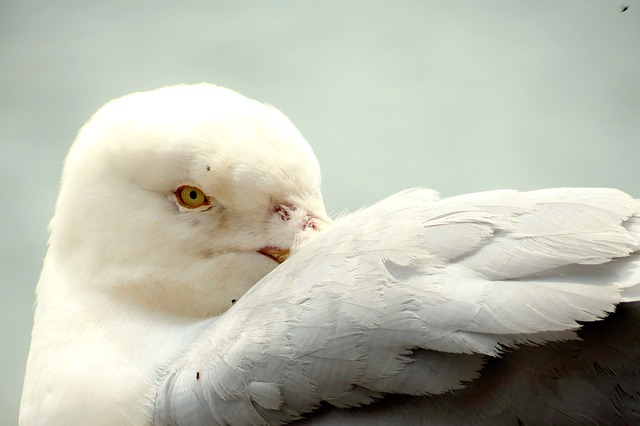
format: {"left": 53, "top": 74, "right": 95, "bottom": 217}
{"left": 2, "top": 1, "right": 639, "bottom": 423}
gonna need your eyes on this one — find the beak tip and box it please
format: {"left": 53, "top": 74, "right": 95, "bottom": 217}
{"left": 258, "top": 247, "right": 290, "bottom": 264}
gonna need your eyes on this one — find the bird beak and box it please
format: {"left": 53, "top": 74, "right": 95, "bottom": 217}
{"left": 258, "top": 247, "right": 291, "bottom": 264}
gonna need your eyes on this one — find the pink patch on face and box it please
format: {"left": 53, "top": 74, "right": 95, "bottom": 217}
{"left": 303, "top": 217, "right": 319, "bottom": 231}
{"left": 273, "top": 203, "right": 322, "bottom": 231}
{"left": 273, "top": 204, "right": 292, "bottom": 221}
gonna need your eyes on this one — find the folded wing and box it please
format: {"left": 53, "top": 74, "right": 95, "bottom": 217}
{"left": 154, "top": 188, "right": 640, "bottom": 425}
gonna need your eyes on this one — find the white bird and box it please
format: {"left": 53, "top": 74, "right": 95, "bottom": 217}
{"left": 21, "top": 84, "right": 640, "bottom": 425}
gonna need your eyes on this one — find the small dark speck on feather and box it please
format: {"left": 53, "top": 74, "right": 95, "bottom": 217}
{"left": 196, "top": 371, "right": 200, "bottom": 380}
{"left": 206, "top": 165, "right": 211, "bottom": 171}
{"left": 231, "top": 299, "right": 237, "bottom": 304}
{"left": 621, "top": 5, "right": 629, "bottom": 12}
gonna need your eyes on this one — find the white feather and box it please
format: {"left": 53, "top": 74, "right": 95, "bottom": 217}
{"left": 20, "top": 84, "right": 640, "bottom": 426}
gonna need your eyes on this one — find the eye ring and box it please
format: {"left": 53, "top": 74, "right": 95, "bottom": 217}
{"left": 175, "top": 185, "right": 210, "bottom": 209}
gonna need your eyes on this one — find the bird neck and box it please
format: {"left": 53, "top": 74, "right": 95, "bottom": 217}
{"left": 21, "top": 259, "right": 212, "bottom": 425}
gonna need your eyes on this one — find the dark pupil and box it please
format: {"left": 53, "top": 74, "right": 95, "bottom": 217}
{"left": 189, "top": 190, "right": 198, "bottom": 200}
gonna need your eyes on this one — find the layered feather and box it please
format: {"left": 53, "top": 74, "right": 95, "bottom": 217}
{"left": 155, "top": 187, "right": 640, "bottom": 425}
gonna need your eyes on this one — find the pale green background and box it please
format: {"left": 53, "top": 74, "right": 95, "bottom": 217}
{"left": 2, "top": 1, "right": 639, "bottom": 423}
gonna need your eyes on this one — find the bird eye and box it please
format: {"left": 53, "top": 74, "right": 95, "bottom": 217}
{"left": 176, "top": 185, "right": 209, "bottom": 209}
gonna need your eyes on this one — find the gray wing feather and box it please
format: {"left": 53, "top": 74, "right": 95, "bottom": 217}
{"left": 295, "top": 302, "right": 640, "bottom": 425}
{"left": 154, "top": 188, "right": 640, "bottom": 425}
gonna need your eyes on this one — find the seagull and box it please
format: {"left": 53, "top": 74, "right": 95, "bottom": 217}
{"left": 21, "top": 84, "right": 640, "bottom": 425}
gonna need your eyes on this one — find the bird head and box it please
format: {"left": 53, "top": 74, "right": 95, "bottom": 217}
{"left": 47, "top": 84, "right": 329, "bottom": 317}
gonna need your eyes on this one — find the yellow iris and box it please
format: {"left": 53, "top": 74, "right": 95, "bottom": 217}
{"left": 176, "top": 185, "right": 209, "bottom": 208}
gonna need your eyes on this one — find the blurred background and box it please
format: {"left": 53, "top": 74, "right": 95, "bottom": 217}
{"left": 2, "top": 1, "right": 639, "bottom": 423}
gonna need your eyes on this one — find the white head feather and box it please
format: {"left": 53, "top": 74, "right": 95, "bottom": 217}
{"left": 21, "top": 84, "right": 329, "bottom": 424}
